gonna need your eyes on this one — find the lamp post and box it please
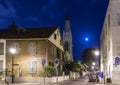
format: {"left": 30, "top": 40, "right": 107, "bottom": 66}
{"left": 94, "top": 50, "right": 99, "bottom": 83}
{"left": 94, "top": 50, "right": 99, "bottom": 69}
{"left": 10, "top": 48, "right": 16, "bottom": 83}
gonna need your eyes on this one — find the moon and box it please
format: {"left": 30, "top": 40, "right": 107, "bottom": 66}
{"left": 85, "top": 37, "right": 88, "bottom": 41}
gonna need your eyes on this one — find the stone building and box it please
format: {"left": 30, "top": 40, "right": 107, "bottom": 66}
{"left": 0, "top": 23, "right": 64, "bottom": 77}
{"left": 100, "top": 0, "right": 120, "bottom": 84}
{"left": 63, "top": 10, "right": 73, "bottom": 61}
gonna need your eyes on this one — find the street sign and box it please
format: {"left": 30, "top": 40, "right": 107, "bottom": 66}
{"left": 54, "top": 58, "right": 59, "bottom": 66}
{"left": 98, "top": 72, "right": 103, "bottom": 78}
{"left": 115, "top": 57, "right": 120, "bottom": 65}
{"left": 42, "top": 59, "right": 46, "bottom": 67}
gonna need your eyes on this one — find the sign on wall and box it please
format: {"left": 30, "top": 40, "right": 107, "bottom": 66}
{"left": 115, "top": 57, "right": 120, "bottom": 65}
{"left": 42, "top": 59, "right": 46, "bottom": 67}
{"left": 54, "top": 58, "right": 59, "bottom": 67}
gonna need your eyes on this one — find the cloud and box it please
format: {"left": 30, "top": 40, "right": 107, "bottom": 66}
{"left": 0, "top": 0, "right": 16, "bottom": 18}
{"left": 26, "top": 16, "right": 39, "bottom": 22}
{"left": 0, "top": 0, "right": 18, "bottom": 27}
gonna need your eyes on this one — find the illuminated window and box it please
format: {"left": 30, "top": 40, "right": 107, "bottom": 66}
{"left": 28, "top": 61, "right": 37, "bottom": 73}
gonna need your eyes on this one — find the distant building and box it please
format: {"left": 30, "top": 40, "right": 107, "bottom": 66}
{"left": 63, "top": 10, "right": 73, "bottom": 61}
{"left": 0, "top": 22, "right": 64, "bottom": 77}
{"left": 100, "top": 0, "right": 120, "bottom": 84}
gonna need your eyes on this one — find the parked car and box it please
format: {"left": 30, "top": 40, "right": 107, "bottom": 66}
{"left": 88, "top": 74, "right": 99, "bottom": 82}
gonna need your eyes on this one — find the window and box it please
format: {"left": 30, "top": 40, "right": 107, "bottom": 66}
{"left": 28, "top": 42, "right": 36, "bottom": 55}
{"left": 11, "top": 42, "right": 20, "bottom": 54}
{"left": 108, "top": 14, "right": 110, "bottom": 28}
{"left": 0, "top": 43, "right": 4, "bottom": 55}
{"left": 52, "top": 63, "right": 54, "bottom": 66}
{"left": 51, "top": 45, "right": 54, "bottom": 56}
{"left": 60, "top": 51, "right": 62, "bottom": 60}
{"left": 60, "top": 39, "right": 63, "bottom": 45}
{"left": 117, "top": 13, "right": 120, "bottom": 25}
{"left": 57, "top": 49, "right": 60, "bottom": 59}
{"left": 49, "top": 62, "right": 52, "bottom": 66}
{"left": 108, "top": 40, "right": 110, "bottom": 51}
{"left": 54, "top": 47, "right": 56, "bottom": 57}
{"left": 0, "top": 60, "right": 3, "bottom": 70}
{"left": 54, "top": 33, "right": 56, "bottom": 39}
{"left": 28, "top": 61, "right": 37, "bottom": 73}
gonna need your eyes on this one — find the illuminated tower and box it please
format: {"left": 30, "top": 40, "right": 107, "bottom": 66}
{"left": 63, "top": 10, "right": 73, "bottom": 61}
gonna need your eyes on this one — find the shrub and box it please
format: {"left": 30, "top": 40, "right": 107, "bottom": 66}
{"left": 44, "top": 66, "right": 56, "bottom": 77}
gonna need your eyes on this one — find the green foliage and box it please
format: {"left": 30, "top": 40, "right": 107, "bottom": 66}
{"left": 44, "top": 66, "right": 56, "bottom": 77}
{"left": 81, "top": 48, "right": 96, "bottom": 68}
{"left": 64, "top": 61, "right": 84, "bottom": 72}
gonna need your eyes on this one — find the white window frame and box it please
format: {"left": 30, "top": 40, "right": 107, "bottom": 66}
{"left": 28, "top": 42, "right": 36, "bottom": 55}
{"left": 28, "top": 61, "right": 37, "bottom": 73}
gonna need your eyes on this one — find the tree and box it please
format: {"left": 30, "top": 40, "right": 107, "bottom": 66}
{"left": 63, "top": 61, "right": 84, "bottom": 74}
{"left": 81, "top": 48, "right": 96, "bottom": 70}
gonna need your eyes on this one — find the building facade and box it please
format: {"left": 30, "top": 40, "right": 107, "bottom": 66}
{"left": 100, "top": 0, "right": 120, "bottom": 84}
{"left": 0, "top": 24, "right": 64, "bottom": 77}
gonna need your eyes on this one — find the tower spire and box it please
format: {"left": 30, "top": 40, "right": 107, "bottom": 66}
{"left": 63, "top": 9, "right": 73, "bottom": 61}
{"left": 66, "top": 9, "right": 70, "bottom": 20}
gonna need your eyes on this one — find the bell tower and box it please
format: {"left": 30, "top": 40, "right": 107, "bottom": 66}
{"left": 63, "top": 10, "right": 73, "bottom": 61}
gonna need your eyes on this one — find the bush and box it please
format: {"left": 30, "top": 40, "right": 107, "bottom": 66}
{"left": 44, "top": 66, "right": 56, "bottom": 77}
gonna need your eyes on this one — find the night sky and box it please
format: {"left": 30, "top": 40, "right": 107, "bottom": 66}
{"left": 0, "top": 0, "right": 109, "bottom": 60}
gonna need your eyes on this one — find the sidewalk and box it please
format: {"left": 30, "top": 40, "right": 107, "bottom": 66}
{"left": 95, "top": 84, "right": 106, "bottom": 85}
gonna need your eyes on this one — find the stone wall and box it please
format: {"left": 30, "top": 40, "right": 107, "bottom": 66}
{"left": 6, "top": 76, "right": 69, "bottom": 83}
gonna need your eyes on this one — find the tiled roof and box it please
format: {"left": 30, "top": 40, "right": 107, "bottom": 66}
{"left": 0, "top": 26, "right": 58, "bottom": 39}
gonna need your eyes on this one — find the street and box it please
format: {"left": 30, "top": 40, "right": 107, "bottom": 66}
{"left": 0, "top": 76, "right": 106, "bottom": 85}
{"left": 56, "top": 77, "right": 97, "bottom": 85}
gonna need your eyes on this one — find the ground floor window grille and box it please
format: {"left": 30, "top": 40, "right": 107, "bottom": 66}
{"left": 28, "top": 61, "right": 37, "bottom": 73}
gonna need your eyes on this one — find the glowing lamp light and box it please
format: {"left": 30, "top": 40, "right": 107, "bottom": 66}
{"left": 92, "top": 62, "right": 95, "bottom": 66}
{"left": 95, "top": 50, "right": 99, "bottom": 56}
{"left": 10, "top": 48, "right": 16, "bottom": 54}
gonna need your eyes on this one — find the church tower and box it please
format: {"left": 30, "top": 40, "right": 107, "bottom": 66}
{"left": 63, "top": 10, "right": 73, "bottom": 61}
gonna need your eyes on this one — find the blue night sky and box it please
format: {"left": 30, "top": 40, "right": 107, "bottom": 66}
{"left": 0, "top": 0, "right": 109, "bottom": 60}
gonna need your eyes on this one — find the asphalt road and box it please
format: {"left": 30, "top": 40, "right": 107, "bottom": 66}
{"left": 0, "top": 77, "right": 100, "bottom": 85}
{"left": 56, "top": 77, "right": 97, "bottom": 85}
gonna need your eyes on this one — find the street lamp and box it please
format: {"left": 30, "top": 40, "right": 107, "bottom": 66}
{"left": 10, "top": 48, "right": 16, "bottom": 83}
{"left": 94, "top": 50, "right": 99, "bottom": 56}
{"left": 92, "top": 62, "right": 96, "bottom": 66}
{"left": 94, "top": 50, "right": 100, "bottom": 69}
